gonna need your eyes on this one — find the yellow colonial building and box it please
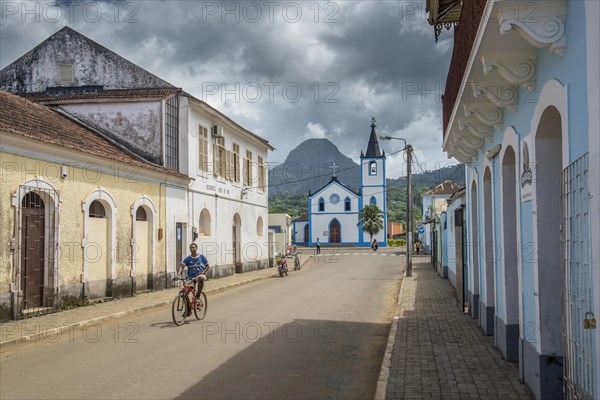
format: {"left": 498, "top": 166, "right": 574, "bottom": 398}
{"left": 0, "top": 91, "right": 189, "bottom": 320}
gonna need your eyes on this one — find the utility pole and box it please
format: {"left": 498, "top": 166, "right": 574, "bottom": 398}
{"left": 406, "top": 144, "right": 413, "bottom": 277}
{"left": 379, "top": 135, "right": 413, "bottom": 277}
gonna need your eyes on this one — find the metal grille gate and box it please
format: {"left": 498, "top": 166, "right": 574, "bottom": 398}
{"left": 561, "top": 153, "right": 595, "bottom": 399}
{"left": 17, "top": 186, "right": 58, "bottom": 318}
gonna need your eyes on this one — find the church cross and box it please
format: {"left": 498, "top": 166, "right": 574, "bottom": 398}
{"left": 330, "top": 162, "right": 339, "bottom": 177}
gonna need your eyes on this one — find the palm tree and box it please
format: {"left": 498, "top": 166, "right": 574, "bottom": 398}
{"left": 358, "top": 204, "right": 384, "bottom": 243}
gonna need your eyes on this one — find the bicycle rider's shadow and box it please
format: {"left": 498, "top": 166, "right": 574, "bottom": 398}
{"left": 150, "top": 321, "right": 187, "bottom": 329}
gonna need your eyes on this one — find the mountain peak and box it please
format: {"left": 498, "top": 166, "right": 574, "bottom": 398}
{"left": 270, "top": 138, "right": 360, "bottom": 194}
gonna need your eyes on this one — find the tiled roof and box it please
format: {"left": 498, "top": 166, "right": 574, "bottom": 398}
{"left": 294, "top": 213, "right": 309, "bottom": 221}
{"left": 447, "top": 186, "right": 466, "bottom": 203}
{"left": 22, "top": 87, "right": 179, "bottom": 104}
{"left": 424, "top": 180, "right": 464, "bottom": 196}
{"left": 0, "top": 91, "right": 185, "bottom": 177}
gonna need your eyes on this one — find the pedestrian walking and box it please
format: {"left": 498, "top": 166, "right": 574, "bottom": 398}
{"left": 316, "top": 238, "right": 321, "bottom": 255}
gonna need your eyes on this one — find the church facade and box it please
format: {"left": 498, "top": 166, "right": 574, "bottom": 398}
{"left": 293, "top": 121, "right": 387, "bottom": 247}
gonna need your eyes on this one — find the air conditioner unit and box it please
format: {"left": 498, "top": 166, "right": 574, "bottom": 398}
{"left": 211, "top": 125, "right": 224, "bottom": 137}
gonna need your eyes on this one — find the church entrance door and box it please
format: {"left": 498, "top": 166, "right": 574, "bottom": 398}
{"left": 329, "top": 219, "right": 341, "bottom": 243}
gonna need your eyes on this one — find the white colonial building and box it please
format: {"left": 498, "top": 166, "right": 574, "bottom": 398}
{"left": 294, "top": 120, "right": 387, "bottom": 247}
{"left": 0, "top": 27, "right": 274, "bottom": 288}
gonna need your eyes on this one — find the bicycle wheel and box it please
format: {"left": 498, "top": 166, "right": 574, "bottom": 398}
{"left": 172, "top": 293, "right": 188, "bottom": 326}
{"left": 194, "top": 292, "right": 208, "bottom": 320}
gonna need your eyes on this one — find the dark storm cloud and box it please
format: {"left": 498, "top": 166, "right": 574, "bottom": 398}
{"left": 0, "top": 0, "right": 453, "bottom": 170}
{"left": 317, "top": 2, "right": 451, "bottom": 87}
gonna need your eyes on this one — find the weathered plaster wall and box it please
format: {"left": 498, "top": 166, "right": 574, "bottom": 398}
{"left": 0, "top": 27, "right": 173, "bottom": 93}
{"left": 0, "top": 152, "right": 167, "bottom": 307}
{"left": 61, "top": 101, "right": 162, "bottom": 164}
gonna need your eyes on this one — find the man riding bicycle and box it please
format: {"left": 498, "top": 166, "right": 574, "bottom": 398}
{"left": 177, "top": 243, "right": 210, "bottom": 301}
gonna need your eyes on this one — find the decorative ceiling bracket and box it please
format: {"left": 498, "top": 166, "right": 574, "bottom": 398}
{"left": 459, "top": 118, "right": 494, "bottom": 139}
{"left": 463, "top": 103, "right": 504, "bottom": 127}
{"left": 481, "top": 51, "right": 536, "bottom": 91}
{"left": 456, "top": 134, "right": 484, "bottom": 150}
{"left": 451, "top": 144, "right": 478, "bottom": 162}
{"left": 471, "top": 82, "right": 519, "bottom": 113}
{"left": 496, "top": 1, "right": 566, "bottom": 57}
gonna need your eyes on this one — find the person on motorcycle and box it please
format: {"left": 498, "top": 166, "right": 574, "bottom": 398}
{"left": 279, "top": 253, "right": 288, "bottom": 270}
{"left": 371, "top": 239, "right": 378, "bottom": 251}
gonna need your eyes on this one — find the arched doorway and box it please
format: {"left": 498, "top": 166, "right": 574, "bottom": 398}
{"left": 329, "top": 219, "right": 341, "bottom": 243}
{"left": 88, "top": 200, "right": 110, "bottom": 297}
{"left": 20, "top": 192, "right": 45, "bottom": 309}
{"left": 535, "top": 106, "right": 564, "bottom": 393}
{"left": 232, "top": 213, "right": 241, "bottom": 273}
{"left": 134, "top": 206, "right": 152, "bottom": 290}
{"left": 482, "top": 167, "right": 495, "bottom": 336}
{"left": 303, "top": 224, "right": 309, "bottom": 243}
{"left": 470, "top": 180, "right": 480, "bottom": 319}
{"left": 501, "top": 146, "right": 519, "bottom": 362}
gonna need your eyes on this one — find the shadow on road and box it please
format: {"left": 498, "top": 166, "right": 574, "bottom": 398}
{"left": 175, "top": 318, "right": 390, "bottom": 400}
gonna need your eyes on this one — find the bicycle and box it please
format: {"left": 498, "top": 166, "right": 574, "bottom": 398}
{"left": 172, "top": 278, "right": 208, "bottom": 326}
{"left": 292, "top": 252, "right": 301, "bottom": 270}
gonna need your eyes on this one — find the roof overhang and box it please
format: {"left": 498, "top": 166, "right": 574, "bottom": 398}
{"left": 443, "top": 0, "right": 566, "bottom": 165}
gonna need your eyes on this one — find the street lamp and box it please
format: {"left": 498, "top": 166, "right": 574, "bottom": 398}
{"left": 380, "top": 135, "right": 413, "bottom": 277}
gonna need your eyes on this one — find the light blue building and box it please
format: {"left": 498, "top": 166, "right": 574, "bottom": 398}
{"left": 293, "top": 120, "right": 387, "bottom": 247}
{"left": 430, "top": 0, "right": 600, "bottom": 398}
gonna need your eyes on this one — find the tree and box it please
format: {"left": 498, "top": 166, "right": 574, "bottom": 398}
{"left": 358, "top": 204, "right": 384, "bottom": 242}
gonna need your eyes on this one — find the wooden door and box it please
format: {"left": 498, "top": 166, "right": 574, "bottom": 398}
{"left": 329, "top": 220, "right": 341, "bottom": 243}
{"left": 21, "top": 192, "right": 45, "bottom": 309}
{"left": 303, "top": 224, "right": 309, "bottom": 243}
{"left": 233, "top": 226, "right": 238, "bottom": 264}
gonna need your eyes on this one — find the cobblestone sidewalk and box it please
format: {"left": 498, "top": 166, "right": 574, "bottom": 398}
{"left": 384, "top": 261, "right": 533, "bottom": 400}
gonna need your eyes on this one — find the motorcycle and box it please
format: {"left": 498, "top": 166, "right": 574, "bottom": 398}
{"left": 278, "top": 256, "right": 289, "bottom": 277}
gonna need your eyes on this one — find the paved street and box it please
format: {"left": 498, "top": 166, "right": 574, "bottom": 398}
{"left": 0, "top": 251, "right": 402, "bottom": 400}
{"left": 384, "top": 259, "right": 533, "bottom": 400}
{"left": 0, "top": 252, "right": 535, "bottom": 400}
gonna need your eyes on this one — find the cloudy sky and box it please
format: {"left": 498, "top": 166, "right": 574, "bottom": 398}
{"left": 0, "top": 0, "right": 458, "bottom": 177}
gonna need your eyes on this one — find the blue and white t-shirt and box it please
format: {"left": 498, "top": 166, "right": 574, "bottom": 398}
{"left": 181, "top": 255, "right": 208, "bottom": 278}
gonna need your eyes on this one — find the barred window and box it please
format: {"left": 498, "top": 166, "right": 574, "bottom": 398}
{"left": 198, "top": 126, "right": 208, "bottom": 172}
{"left": 136, "top": 207, "right": 147, "bottom": 221}
{"left": 165, "top": 96, "right": 179, "bottom": 169}
{"left": 90, "top": 200, "right": 106, "bottom": 218}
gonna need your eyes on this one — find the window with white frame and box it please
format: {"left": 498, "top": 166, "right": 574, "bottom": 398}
{"left": 198, "top": 125, "right": 208, "bottom": 172}
{"left": 233, "top": 143, "right": 240, "bottom": 183}
{"left": 244, "top": 150, "right": 252, "bottom": 186}
{"left": 258, "top": 156, "right": 265, "bottom": 191}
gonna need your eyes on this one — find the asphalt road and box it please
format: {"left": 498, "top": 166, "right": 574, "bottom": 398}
{"left": 1, "top": 251, "right": 403, "bottom": 400}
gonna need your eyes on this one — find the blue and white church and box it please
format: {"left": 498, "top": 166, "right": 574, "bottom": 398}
{"left": 293, "top": 119, "right": 387, "bottom": 247}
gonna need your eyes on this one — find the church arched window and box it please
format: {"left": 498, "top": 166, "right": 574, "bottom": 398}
{"left": 344, "top": 197, "right": 351, "bottom": 211}
{"left": 318, "top": 197, "right": 325, "bottom": 212}
{"left": 369, "top": 161, "right": 377, "bottom": 175}
{"left": 370, "top": 196, "right": 377, "bottom": 206}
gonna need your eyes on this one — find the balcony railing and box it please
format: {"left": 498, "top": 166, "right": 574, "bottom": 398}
{"left": 442, "top": 0, "right": 487, "bottom": 138}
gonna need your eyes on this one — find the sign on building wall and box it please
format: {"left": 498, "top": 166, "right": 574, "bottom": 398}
{"left": 520, "top": 137, "right": 533, "bottom": 202}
